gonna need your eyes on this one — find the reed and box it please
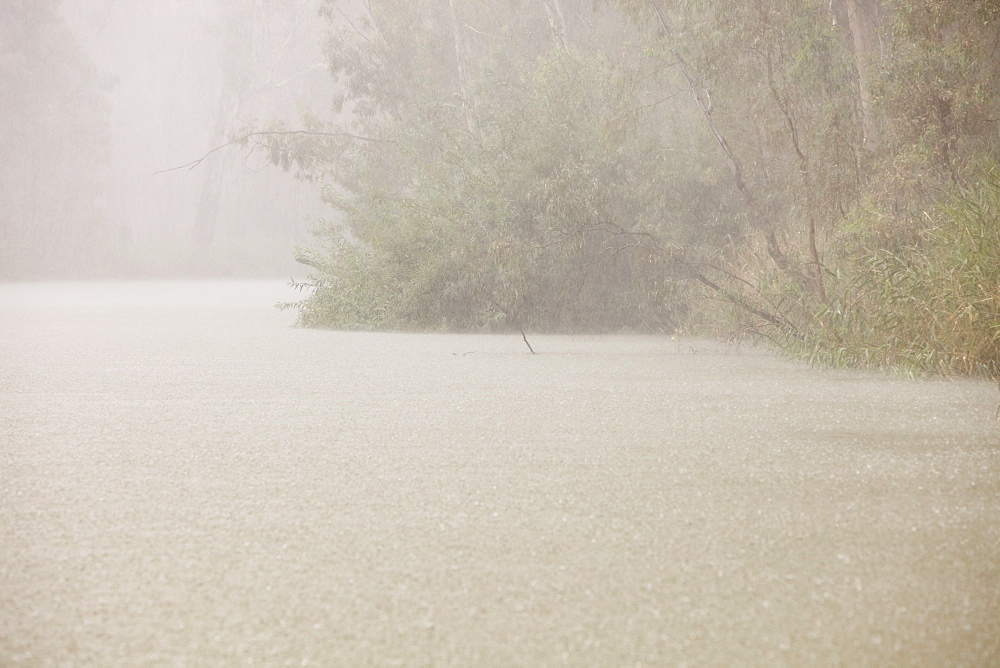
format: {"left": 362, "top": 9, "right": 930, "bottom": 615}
{"left": 775, "top": 166, "right": 999, "bottom": 379}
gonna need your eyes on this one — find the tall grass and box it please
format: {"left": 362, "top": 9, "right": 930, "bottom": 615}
{"left": 777, "top": 166, "right": 1000, "bottom": 378}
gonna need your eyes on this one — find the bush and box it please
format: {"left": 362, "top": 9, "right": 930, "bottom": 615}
{"left": 771, "top": 163, "right": 1000, "bottom": 378}
{"left": 290, "top": 48, "right": 712, "bottom": 333}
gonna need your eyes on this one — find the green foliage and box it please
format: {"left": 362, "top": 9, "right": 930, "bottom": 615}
{"left": 623, "top": 0, "right": 1000, "bottom": 377}
{"left": 757, "top": 164, "right": 1000, "bottom": 378}
{"left": 288, "top": 3, "right": 721, "bottom": 332}
{"left": 872, "top": 0, "right": 1000, "bottom": 190}
{"left": 279, "top": 0, "right": 998, "bottom": 375}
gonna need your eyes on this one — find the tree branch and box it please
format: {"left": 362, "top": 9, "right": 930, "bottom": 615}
{"left": 153, "top": 130, "right": 391, "bottom": 175}
{"left": 489, "top": 298, "right": 537, "bottom": 354}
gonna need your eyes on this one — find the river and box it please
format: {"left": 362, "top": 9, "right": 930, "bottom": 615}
{"left": 1, "top": 280, "right": 997, "bottom": 665}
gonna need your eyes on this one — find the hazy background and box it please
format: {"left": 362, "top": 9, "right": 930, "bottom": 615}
{"left": 3, "top": 1, "right": 996, "bottom": 380}
{"left": 1, "top": 0, "right": 333, "bottom": 279}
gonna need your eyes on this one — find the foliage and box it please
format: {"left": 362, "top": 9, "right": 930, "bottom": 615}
{"left": 759, "top": 164, "right": 999, "bottom": 377}
{"left": 616, "top": 0, "right": 1000, "bottom": 377}
{"left": 283, "top": 2, "right": 725, "bottom": 332}
{"left": 275, "top": 0, "right": 998, "bottom": 376}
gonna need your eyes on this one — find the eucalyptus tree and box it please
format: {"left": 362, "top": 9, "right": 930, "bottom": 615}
{"left": 0, "top": 0, "right": 114, "bottom": 278}
{"left": 194, "top": 0, "right": 330, "bottom": 247}
{"left": 283, "top": 0, "right": 709, "bottom": 332}
{"left": 605, "top": 0, "right": 999, "bottom": 374}
{"left": 274, "top": 0, "right": 996, "bottom": 373}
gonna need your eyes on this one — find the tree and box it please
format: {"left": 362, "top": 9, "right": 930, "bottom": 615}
{"left": 275, "top": 0, "right": 998, "bottom": 375}
{"left": 622, "top": 0, "right": 999, "bottom": 374}
{"left": 834, "top": 0, "right": 884, "bottom": 152}
{"left": 281, "top": 0, "right": 710, "bottom": 332}
{"left": 194, "top": 0, "right": 331, "bottom": 247}
{"left": 0, "top": 0, "right": 114, "bottom": 278}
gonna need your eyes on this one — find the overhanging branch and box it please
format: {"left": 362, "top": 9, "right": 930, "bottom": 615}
{"left": 153, "top": 130, "right": 392, "bottom": 175}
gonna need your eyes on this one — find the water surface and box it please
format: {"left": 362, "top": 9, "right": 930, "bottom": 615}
{"left": 1, "top": 281, "right": 997, "bottom": 665}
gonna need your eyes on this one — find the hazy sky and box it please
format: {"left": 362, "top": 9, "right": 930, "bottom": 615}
{"left": 56, "top": 0, "right": 331, "bottom": 276}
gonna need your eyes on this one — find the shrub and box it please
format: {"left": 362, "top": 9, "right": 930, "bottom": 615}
{"left": 772, "top": 163, "right": 999, "bottom": 378}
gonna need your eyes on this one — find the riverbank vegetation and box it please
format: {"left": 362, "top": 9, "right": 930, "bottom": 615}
{"left": 271, "top": 0, "right": 998, "bottom": 377}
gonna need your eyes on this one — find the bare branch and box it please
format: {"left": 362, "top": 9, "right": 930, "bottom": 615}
{"left": 337, "top": 5, "right": 373, "bottom": 45}
{"left": 488, "top": 298, "right": 537, "bottom": 354}
{"left": 619, "top": 89, "right": 685, "bottom": 119}
{"left": 153, "top": 130, "right": 391, "bottom": 175}
{"left": 463, "top": 23, "right": 496, "bottom": 39}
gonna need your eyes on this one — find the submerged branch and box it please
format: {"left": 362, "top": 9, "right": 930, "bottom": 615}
{"left": 520, "top": 328, "right": 537, "bottom": 355}
{"left": 489, "top": 298, "right": 537, "bottom": 354}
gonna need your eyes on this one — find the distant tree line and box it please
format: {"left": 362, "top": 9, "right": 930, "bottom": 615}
{"left": 0, "top": 0, "right": 115, "bottom": 278}
{"left": 263, "top": 0, "right": 997, "bottom": 376}
{"left": 1, "top": 0, "right": 333, "bottom": 279}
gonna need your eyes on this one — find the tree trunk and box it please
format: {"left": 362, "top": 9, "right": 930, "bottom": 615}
{"left": 448, "top": 0, "right": 475, "bottom": 133}
{"left": 541, "top": 0, "right": 568, "bottom": 50}
{"left": 838, "top": 0, "right": 882, "bottom": 153}
{"left": 193, "top": 92, "right": 239, "bottom": 246}
{"left": 650, "top": 2, "right": 812, "bottom": 293}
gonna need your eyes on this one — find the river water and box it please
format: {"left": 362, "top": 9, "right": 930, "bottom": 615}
{"left": 1, "top": 280, "right": 997, "bottom": 665}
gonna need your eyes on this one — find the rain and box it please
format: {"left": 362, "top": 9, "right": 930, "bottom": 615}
{"left": 2, "top": 1, "right": 998, "bottom": 664}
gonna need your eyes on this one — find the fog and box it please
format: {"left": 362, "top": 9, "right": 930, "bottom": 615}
{"left": 2, "top": 0, "right": 333, "bottom": 279}
{"left": 2, "top": 3, "right": 999, "bottom": 665}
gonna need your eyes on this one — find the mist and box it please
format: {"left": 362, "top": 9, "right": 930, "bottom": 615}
{"left": 2, "top": 2, "right": 998, "bottom": 665}
{"left": 2, "top": 0, "right": 332, "bottom": 279}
